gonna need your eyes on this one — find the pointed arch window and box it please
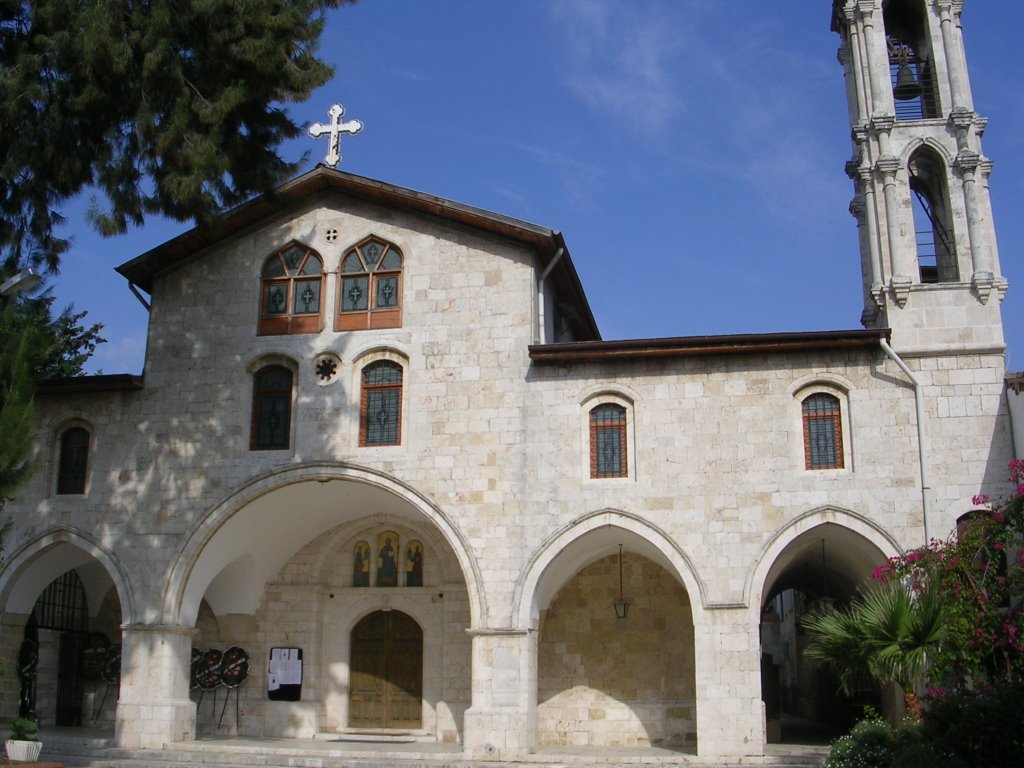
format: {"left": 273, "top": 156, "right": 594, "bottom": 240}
{"left": 802, "top": 394, "right": 844, "bottom": 470}
{"left": 590, "top": 403, "right": 628, "bottom": 478}
{"left": 251, "top": 365, "right": 293, "bottom": 450}
{"left": 259, "top": 242, "right": 324, "bottom": 336}
{"left": 337, "top": 238, "right": 403, "bottom": 331}
{"left": 360, "top": 361, "right": 403, "bottom": 446}
{"left": 57, "top": 426, "right": 90, "bottom": 494}
{"left": 909, "top": 148, "right": 958, "bottom": 283}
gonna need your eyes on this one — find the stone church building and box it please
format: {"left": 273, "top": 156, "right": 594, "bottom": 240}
{"left": 0, "top": 1, "right": 1016, "bottom": 762}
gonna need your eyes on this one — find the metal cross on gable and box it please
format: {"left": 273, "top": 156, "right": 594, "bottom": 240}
{"left": 308, "top": 103, "right": 363, "bottom": 167}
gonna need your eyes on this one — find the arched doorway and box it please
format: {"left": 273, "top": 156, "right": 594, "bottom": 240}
{"left": 349, "top": 610, "right": 423, "bottom": 729}
{"left": 758, "top": 521, "right": 889, "bottom": 743}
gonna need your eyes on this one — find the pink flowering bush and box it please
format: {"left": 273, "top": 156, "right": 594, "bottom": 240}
{"left": 873, "top": 460, "right": 1024, "bottom": 685}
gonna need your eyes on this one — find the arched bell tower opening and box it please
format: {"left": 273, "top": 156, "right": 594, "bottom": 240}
{"left": 908, "top": 146, "right": 957, "bottom": 283}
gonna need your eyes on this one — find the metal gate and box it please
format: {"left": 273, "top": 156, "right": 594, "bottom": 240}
{"left": 22, "top": 570, "right": 89, "bottom": 726}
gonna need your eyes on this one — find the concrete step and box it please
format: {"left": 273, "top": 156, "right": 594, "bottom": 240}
{"left": 37, "top": 734, "right": 825, "bottom": 768}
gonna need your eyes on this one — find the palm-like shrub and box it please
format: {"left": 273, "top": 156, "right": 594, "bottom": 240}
{"left": 803, "top": 580, "right": 947, "bottom": 719}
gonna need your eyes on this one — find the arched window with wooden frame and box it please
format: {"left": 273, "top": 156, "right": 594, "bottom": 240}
{"left": 590, "top": 403, "right": 628, "bottom": 478}
{"left": 802, "top": 393, "right": 844, "bottom": 470}
{"left": 57, "top": 425, "right": 90, "bottom": 494}
{"left": 250, "top": 365, "right": 294, "bottom": 450}
{"left": 360, "top": 361, "right": 403, "bottom": 446}
{"left": 258, "top": 241, "right": 324, "bottom": 336}
{"left": 337, "top": 237, "right": 403, "bottom": 331}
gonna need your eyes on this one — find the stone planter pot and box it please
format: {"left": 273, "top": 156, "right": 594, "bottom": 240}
{"left": 5, "top": 739, "right": 42, "bottom": 762}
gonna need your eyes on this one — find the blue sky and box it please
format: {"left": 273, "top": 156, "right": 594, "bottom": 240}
{"left": 47, "top": 1, "right": 1024, "bottom": 373}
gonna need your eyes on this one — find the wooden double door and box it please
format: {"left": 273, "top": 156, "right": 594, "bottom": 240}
{"left": 349, "top": 610, "right": 423, "bottom": 729}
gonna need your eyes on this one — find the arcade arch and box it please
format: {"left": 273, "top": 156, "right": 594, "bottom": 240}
{"left": 163, "top": 464, "right": 479, "bottom": 741}
{"left": 751, "top": 511, "right": 898, "bottom": 743}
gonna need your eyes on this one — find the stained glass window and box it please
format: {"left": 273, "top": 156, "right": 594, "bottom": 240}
{"left": 57, "top": 426, "right": 90, "bottom": 494}
{"left": 338, "top": 238, "right": 403, "bottom": 330}
{"left": 251, "top": 365, "right": 293, "bottom": 450}
{"left": 802, "top": 393, "right": 843, "bottom": 470}
{"left": 361, "top": 361, "right": 402, "bottom": 446}
{"left": 259, "top": 242, "right": 323, "bottom": 335}
{"left": 590, "top": 404, "right": 627, "bottom": 478}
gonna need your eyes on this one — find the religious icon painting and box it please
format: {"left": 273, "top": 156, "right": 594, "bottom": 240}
{"left": 376, "top": 530, "right": 400, "bottom": 587}
{"left": 353, "top": 540, "right": 371, "bottom": 587}
{"left": 405, "top": 540, "right": 424, "bottom": 587}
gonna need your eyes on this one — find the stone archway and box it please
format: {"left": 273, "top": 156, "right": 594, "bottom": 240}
{"left": 0, "top": 529, "right": 130, "bottom": 727}
{"left": 161, "top": 466, "right": 479, "bottom": 741}
{"left": 753, "top": 516, "right": 896, "bottom": 744}
{"left": 518, "top": 513, "right": 704, "bottom": 752}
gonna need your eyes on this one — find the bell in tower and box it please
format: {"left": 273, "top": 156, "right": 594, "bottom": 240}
{"left": 831, "top": 0, "right": 1007, "bottom": 356}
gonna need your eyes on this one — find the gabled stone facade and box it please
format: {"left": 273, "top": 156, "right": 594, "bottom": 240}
{"left": 0, "top": 2, "right": 1014, "bottom": 762}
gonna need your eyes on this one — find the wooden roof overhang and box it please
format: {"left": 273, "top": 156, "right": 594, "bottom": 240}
{"left": 116, "top": 166, "right": 601, "bottom": 341}
{"left": 529, "top": 328, "right": 890, "bottom": 364}
{"left": 35, "top": 374, "right": 145, "bottom": 396}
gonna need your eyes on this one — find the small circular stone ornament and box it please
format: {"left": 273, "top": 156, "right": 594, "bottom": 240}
{"left": 314, "top": 352, "right": 342, "bottom": 385}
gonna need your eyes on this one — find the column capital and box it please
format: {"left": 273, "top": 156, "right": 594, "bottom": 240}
{"left": 955, "top": 150, "right": 981, "bottom": 175}
{"left": 949, "top": 106, "right": 975, "bottom": 131}
{"left": 875, "top": 156, "right": 901, "bottom": 177}
{"left": 849, "top": 195, "right": 867, "bottom": 222}
{"left": 870, "top": 113, "right": 896, "bottom": 134}
{"left": 856, "top": 0, "right": 879, "bottom": 19}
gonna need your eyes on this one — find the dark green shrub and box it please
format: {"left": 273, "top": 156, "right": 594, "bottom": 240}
{"left": 919, "top": 680, "right": 1024, "bottom": 767}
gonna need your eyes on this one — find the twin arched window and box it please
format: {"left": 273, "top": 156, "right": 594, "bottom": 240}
{"left": 259, "top": 243, "right": 324, "bottom": 336}
{"left": 258, "top": 238, "right": 404, "bottom": 335}
{"left": 338, "top": 238, "right": 403, "bottom": 331}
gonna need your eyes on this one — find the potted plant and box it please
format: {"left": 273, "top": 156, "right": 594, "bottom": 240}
{"left": 5, "top": 717, "right": 42, "bottom": 762}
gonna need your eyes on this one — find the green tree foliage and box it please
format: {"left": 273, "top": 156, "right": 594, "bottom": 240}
{"left": 0, "top": 287, "right": 104, "bottom": 505}
{"left": 0, "top": 303, "right": 36, "bottom": 507}
{"left": 1, "top": 0, "right": 352, "bottom": 272}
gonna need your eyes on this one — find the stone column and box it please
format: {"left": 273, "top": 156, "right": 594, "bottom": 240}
{"left": 692, "top": 607, "right": 763, "bottom": 759}
{"left": 0, "top": 614, "right": 29, "bottom": 720}
{"left": 875, "top": 152, "right": 913, "bottom": 306}
{"left": 936, "top": 1, "right": 973, "bottom": 111}
{"left": 857, "top": 1, "right": 891, "bottom": 118}
{"left": 462, "top": 629, "right": 536, "bottom": 761}
{"left": 954, "top": 150, "right": 994, "bottom": 302}
{"left": 843, "top": 5, "right": 870, "bottom": 124}
{"left": 114, "top": 624, "right": 197, "bottom": 748}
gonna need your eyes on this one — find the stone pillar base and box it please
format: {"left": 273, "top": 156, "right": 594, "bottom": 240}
{"left": 114, "top": 699, "right": 196, "bottom": 748}
{"left": 462, "top": 708, "right": 533, "bottom": 761}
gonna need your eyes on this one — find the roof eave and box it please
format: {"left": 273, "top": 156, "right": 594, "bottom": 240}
{"left": 528, "top": 328, "right": 890, "bottom": 364}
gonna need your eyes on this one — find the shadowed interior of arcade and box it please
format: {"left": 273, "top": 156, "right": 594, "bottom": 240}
{"left": 0, "top": 544, "right": 125, "bottom": 731}
{"left": 759, "top": 523, "right": 887, "bottom": 744}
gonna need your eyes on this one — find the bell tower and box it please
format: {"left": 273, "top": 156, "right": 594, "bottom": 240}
{"left": 832, "top": 0, "right": 1007, "bottom": 355}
